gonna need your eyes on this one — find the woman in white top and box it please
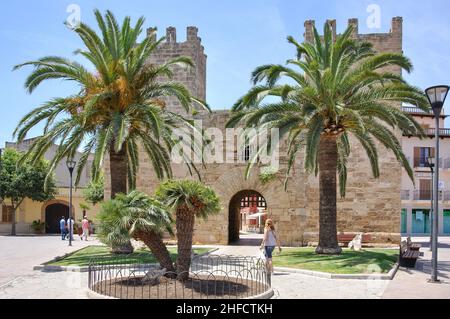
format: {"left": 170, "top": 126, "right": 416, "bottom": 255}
{"left": 260, "top": 219, "right": 282, "bottom": 273}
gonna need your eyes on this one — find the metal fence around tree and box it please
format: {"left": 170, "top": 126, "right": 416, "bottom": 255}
{"left": 88, "top": 254, "right": 271, "bottom": 299}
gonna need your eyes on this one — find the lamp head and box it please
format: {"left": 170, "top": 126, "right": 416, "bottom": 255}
{"left": 66, "top": 159, "right": 77, "bottom": 172}
{"left": 427, "top": 156, "right": 436, "bottom": 168}
{"left": 426, "top": 85, "right": 450, "bottom": 117}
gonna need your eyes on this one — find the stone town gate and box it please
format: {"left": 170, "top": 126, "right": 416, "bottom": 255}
{"left": 105, "top": 18, "right": 405, "bottom": 246}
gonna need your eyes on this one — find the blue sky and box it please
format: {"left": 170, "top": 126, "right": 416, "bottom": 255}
{"left": 1, "top": 0, "right": 450, "bottom": 147}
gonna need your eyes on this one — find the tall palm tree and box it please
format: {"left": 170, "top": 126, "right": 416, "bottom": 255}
{"left": 97, "top": 191, "right": 175, "bottom": 272}
{"left": 227, "top": 23, "right": 429, "bottom": 255}
{"left": 156, "top": 180, "right": 221, "bottom": 280}
{"left": 13, "top": 10, "right": 208, "bottom": 198}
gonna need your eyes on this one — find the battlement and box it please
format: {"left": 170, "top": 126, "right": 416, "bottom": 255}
{"left": 146, "top": 26, "right": 202, "bottom": 44}
{"left": 304, "top": 17, "right": 402, "bottom": 41}
{"left": 304, "top": 17, "right": 403, "bottom": 54}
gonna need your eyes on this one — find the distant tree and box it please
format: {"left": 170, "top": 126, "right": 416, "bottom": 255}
{"left": 0, "top": 148, "right": 57, "bottom": 235}
{"left": 83, "top": 176, "right": 104, "bottom": 206}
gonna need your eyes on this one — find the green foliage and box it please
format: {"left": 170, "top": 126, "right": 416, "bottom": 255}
{"left": 156, "top": 180, "right": 221, "bottom": 219}
{"left": 83, "top": 176, "right": 104, "bottom": 205}
{"left": 13, "top": 9, "right": 209, "bottom": 191}
{"left": 259, "top": 166, "right": 278, "bottom": 185}
{"left": 228, "top": 22, "right": 430, "bottom": 198}
{"left": 79, "top": 203, "right": 91, "bottom": 211}
{"left": 31, "top": 220, "right": 45, "bottom": 232}
{"left": 0, "top": 148, "right": 56, "bottom": 207}
{"left": 97, "top": 191, "right": 173, "bottom": 248}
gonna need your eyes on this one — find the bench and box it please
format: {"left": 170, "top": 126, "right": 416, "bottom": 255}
{"left": 399, "top": 241, "right": 420, "bottom": 268}
{"left": 406, "top": 237, "right": 422, "bottom": 251}
{"left": 337, "top": 234, "right": 372, "bottom": 247}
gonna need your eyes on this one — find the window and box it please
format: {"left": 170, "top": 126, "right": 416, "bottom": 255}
{"left": 1, "top": 205, "right": 13, "bottom": 223}
{"left": 412, "top": 209, "right": 430, "bottom": 234}
{"left": 414, "top": 147, "right": 435, "bottom": 168}
{"left": 240, "top": 195, "right": 267, "bottom": 209}
{"left": 401, "top": 209, "right": 407, "bottom": 233}
{"left": 444, "top": 211, "right": 450, "bottom": 235}
{"left": 418, "top": 179, "right": 432, "bottom": 200}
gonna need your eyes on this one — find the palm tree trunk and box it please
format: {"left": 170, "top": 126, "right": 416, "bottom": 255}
{"left": 109, "top": 147, "right": 128, "bottom": 198}
{"left": 175, "top": 207, "right": 196, "bottom": 281}
{"left": 109, "top": 146, "right": 134, "bottom": 254}
{"left": 315, "top": 136, "right": 342, "bottom": 255}
{"left": 135, "top": 230, "right": 175, "bottom": 273}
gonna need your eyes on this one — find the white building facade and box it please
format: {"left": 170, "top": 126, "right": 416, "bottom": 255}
{"left": 401, "top": 106, "right": 450, "bottom": 236}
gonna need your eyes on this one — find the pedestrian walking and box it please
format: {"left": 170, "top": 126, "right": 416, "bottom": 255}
{"left": 59, "top": 217, "right": 66, "bottom": 240}
{"left": 260, "top": 219, "right": 282, "bottom": 274}
{"left": 65, "top": 217, "right": 75, "bottom": 241}
{"left": 81, "top": 216, "right": 90, "bottom": 241}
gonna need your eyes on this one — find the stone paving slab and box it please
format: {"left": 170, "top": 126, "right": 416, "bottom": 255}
{"left": 0, "top": 235, "right": 100, "bottom": 287}
{"left": 1, "top": 236, "right": 450, "bottom": 299}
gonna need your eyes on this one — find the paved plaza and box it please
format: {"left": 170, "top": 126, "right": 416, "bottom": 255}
{"left": 0, "top": 235, "right": 449, "bottom": 299}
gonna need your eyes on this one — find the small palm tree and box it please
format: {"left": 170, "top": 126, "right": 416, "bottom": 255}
{"left": 97, "top": 191, "right": 175, "bottom": 271}
{"left": 156, "top": 180, "right": 221, "bottom": 280}
{"left": 227, "top": 22, "right": 429, "bottom": 255}
{"left": 13, "top": 10, "right": 207, "bottom": 197}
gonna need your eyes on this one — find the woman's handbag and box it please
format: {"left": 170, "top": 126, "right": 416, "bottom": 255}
{"left": 258, "top": 248, "right": 267, "bottom": 261}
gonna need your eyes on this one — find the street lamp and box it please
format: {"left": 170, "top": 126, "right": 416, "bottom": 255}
{"left": 425, "top": 85, "right": 450, "bottom": 283}
{"left": 427, "top": 156, "right": 435, "bottom": 252}
{"left": 66, "top": 159, "right": 76, "bottom": 247}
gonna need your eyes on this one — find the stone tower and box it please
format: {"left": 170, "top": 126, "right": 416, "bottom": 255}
{"left": 146, "top": 26, "right": 207, "bottom": 115}
{"left": 106, "top": 20, "right": 405, "bottom": 246}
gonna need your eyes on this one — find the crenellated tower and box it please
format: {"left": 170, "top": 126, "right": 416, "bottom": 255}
{"left": 146, "top": 26, "right": 207, "bottom": 115}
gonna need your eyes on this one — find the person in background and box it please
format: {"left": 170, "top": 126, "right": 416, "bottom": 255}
{"left": 81, "top": 216, "right": 90, "bottom": 241}
{"left": 59, "top": 217, "right": 66, "bottom": 240}
{"left": 65, "top": 217, "right": 75, "bottom": 241}
{"left": 260, "top": 219, "right": 282, "bottom": 274}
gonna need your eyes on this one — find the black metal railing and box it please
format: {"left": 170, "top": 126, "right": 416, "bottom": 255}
{"left": 88, "top": 255, "right": 271, "bottom": 299}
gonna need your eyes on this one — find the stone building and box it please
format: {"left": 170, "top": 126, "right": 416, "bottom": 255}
{"left": 0, "top": 138, "right": 100, "bottom": 235}
{"left": 104, "top": 18, "right": 405, "bottom": 246}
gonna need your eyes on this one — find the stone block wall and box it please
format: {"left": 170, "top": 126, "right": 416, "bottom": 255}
{"left": 105, "top": 18, "right": 405, "bottom": 246}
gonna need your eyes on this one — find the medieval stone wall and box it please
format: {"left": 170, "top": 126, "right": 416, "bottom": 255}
{"left": 105, "top": 19, "right": 405, "bottom": 246}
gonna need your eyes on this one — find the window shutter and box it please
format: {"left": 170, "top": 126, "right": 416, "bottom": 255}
{"left": 414, "top": 148, "right": 420, "bottom": 167}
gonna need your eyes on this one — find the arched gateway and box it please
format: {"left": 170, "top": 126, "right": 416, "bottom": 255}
{"left": 45, "top": 203, "right": 69, "bottom": 234}
{"left": 228, "top": 190, "right": 267, "bottom": 243}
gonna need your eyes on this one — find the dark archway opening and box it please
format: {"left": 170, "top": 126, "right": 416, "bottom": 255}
{"left": 228, "top": 190, "right": 267, "bottom": 245}
{"left": 45, "top": 204, "right": 69, "bottom": 234}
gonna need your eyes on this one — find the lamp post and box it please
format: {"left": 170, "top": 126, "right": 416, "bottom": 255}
{"left": 66, "top": 159, "right": 76, "bottom": 247}
{"left": 425, "top": 85, "right": 450, "bottom": 283}
{"left": 427, "top": 156, "right": 435, "bottom": 252}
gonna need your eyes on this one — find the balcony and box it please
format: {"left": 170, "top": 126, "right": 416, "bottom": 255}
{"left": 403, "top": 128, "right": 450, "bottom": 138}
{"left": 401, "top": 106, "right": 447, "bottom": 118}
{"left": 402, "top": 190, "right": 450, "bottom": 201}
{"left": 424, "top": 128, "right": 450, "bottom": 138}
{"left": 410, "top": 157, "right": 449, "bottom": 170}
{"left": 401, "top": 190, "right": 410, "bottom": 200}
{"left": 401, "top": 106, "right": 434, "bottom": 115}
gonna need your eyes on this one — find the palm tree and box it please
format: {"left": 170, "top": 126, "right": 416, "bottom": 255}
{"left": 227, "top": 23, "right": 429, "bottom": 255}
{"left": 13, "top": 9, "right": 207, "bottom": 199}
{"left": 97, "top": 191, "right": 175, "bottom": 272}
{"left": 156, "top": 180, "right": 221, "bottom": 280}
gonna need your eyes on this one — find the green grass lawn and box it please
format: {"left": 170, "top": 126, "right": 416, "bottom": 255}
{"left": 273, "top": 248, "right": 399, "bottom": 274}
{"left": 47, "top": 246, "right": 212, "bottom": 267}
